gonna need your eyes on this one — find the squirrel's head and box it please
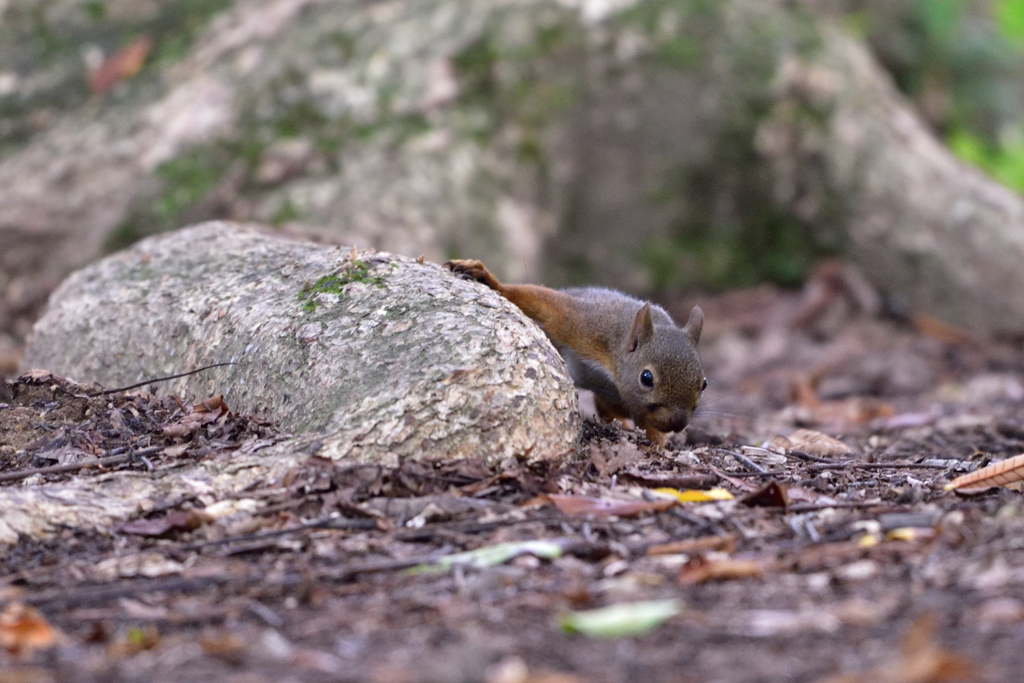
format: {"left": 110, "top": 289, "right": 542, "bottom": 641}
{"left": 618, "top": 304, "right": 705, "bottom": 434}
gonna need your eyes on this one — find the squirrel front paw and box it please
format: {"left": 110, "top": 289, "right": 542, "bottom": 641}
{"left": 444, "top": 259, "right": 501, "bottom": 290}
{"left": 644, "top": 427, "right": 667, "bottom": 448}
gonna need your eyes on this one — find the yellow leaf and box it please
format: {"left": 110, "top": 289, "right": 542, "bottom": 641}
{"left": 654, "top": 487, "right": 734, "bottom": 503}
{"left": 857, "top": 534, "right": 880, "bottom": 548}
{"left": 885, "top": 527, "right": 935, "bottom": 542}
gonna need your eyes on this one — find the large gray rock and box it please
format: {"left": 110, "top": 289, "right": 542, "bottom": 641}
{"left": 23, "top": 221, "right": 580, "bottom": 465}
{"left": 6, "top": 0, "right": 1024, "bottom": 343}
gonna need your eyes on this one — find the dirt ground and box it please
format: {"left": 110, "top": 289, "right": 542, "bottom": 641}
{"left": 2, "top": 264, "right": 1024, "bottom": 682}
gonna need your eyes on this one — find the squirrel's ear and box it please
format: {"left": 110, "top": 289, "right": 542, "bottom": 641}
{"left": 628, "top": 303, "right": 655, "bottom": 352}
{"left": 683, "top": 306, "right": 704, "bottom": 345}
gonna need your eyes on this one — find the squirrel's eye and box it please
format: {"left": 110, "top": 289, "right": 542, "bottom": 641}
{"left": 701, "top": 378, "right": 708, "bottom": 392}
{"left": 640, "top": 369, "right": 654, "bottom": 388}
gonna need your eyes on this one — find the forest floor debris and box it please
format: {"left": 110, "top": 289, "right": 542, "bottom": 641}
{"left": 2, "top": 282, "right": 1023, "bottom": 682}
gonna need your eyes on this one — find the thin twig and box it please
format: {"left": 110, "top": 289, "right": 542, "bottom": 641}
{"left": 719, "top": 449, "right": 768, "bottom": 474}
{"left": 787, "top": 500, "right": 888, "bottom": 513}
{"left": 716, "top": 470, "right": 789, "bottom": 478}
{"left": 807, "top": 461, "right": 955, "bottom": 472}
{"left": 25, "top": 575, "right": 241, "bottom": 609}
{"left": 786, "top": 450, "right": 835, "bottom": 464}
{"left": 89, "top": 362, "right": 236, "bottom": 396}
{"left": 179, "top": 516, "right": 379, "bottom": 551}
{"left": 0, "top": 446, "right": 164, "bottom": 483}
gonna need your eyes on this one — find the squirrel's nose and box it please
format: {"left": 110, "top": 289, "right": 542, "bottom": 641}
{"left": 667, "top": 410, "right": 691, "bottom": 433}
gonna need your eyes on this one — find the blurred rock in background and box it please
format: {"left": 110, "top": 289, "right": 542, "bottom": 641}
{"left": 3, "top": 0, "right": 1024, "bottom": 385}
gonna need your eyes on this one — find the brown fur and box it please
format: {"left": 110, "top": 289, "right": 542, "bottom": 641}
{"left": 446, "top": 259, "right": 705, "bottom": 446}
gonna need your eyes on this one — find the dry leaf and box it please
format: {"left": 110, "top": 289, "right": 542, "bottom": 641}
{"left": 0, "top": 603, "right": 59, "bottom": 655}
{"left": 88, "top": 35, "right": 153, "bottom": 95}
{"left": 200, "top": 631, "right": 248, "bottom": 664}
{"left": 487, "top": 655, "right": 583, "bottom": 683}
{"left": 740, "top": 481, "right": 789, "bottom": 509}
{"left": 678, "top": 556, "right": 762, "bottom": 584}
{"left": 114, "top": 510, "right": 208, "bottom": 537}
{"left": 646, "top": 534, "right": 737, "bottom": 557}
{"left": 19, "top": 369, "right": 57, "bottom": 384}
{"left": 885, "top": 527, "right": 937, "bottom": 543}
{"left": 792, "top": 374, "right": 822, "bottom": 410}
{"left": 819, "top": 615, "right": 971, "bottom": 683}
{"left": 653, "top": 487, "right": 734, "bottom": 503}
{"left": 108, "top": 625, "right": 160, "bottom": 658}
{"left": 589, "top": 442, "right": 643, "bottom": 478}
{"left": 194, "top": 395, "right": 229, "bottom": 415}
{"left": 162, "top": 409, "right": 219, "bottom": 438}
{"left": 911, "top": 313, "right": 975, "bottom": 347}
{"left": 823, "top": 398, "right": 894, "bottom": 425}
{"left": 531, "top": 494, "right": 675, "bottom": 517}
{"left": 944, "top": 453, "right": 1024, "bottom": 491}
{"left": 0, "top": 667, "right": 53, "bottom": 683}
{"left": 618, "top": 470, "right": 720, "bottom": 490}
{"left": 771, "top": 429, "right": 853, "bottom": 457}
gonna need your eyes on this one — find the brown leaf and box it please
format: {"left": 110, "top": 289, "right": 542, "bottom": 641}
{"left": 818, "top": 398, "right": 894, "bottom": 425}
{"left": 618, "top": 470, "right": 720, "bottom": 490}
{"left": 740, "top": 481, "right": 789, "bottom": 509}
{"left": 0, "top": 603, "right": 59, "bottom": 655}
{"left": 678, "top": 556, "right": 762, "bottom": 584}
{"left": 944, "top": 453, "right": 1024, "bottom": 491}
{"left": 194, "top": 395, "right": 229, "bottom": 415}
{"left": 114, "top": 510, "right": 208, "bottom": 537}
{"left": 88, "top": 35, "right": 153, "bottom": 95}
{"left": 162, "top": 410, "right": 218, "bottom": 438}
{"left": 531, "top": 494, "right": 675, "bottom": 517}
{"left": 792, "top": 374, "right": 822, "bottom": 410}
{"left": 588, "top": 442, "right": 642, "bottom": 479}
{"left": 19, "top": 369, "right": 57, "bottom": 384}
{"left": 785, "top": 486, "right": 827, "bottom": 504}
{"left": 162, "top": 443, "right": 190, "bottom": 458}
{"left": 646, "top": 534, "right": 737, "bottom": 557}
{"left": 0, "top": 667, "right": 53, "bottom": 683}
{"left": 108, "top": 625, "right": 160, "bottom": 658}
{"left": 771, "top": 429, "right": 853, "bottom": 457}
{"left": 911, "top": 313, "right": 975, "bottom": 347}
{"left": 820, "top": 615, "right": 971, "bottom": 683}
{"left": 200, "top": 631, "right": 248, "bottom": 665}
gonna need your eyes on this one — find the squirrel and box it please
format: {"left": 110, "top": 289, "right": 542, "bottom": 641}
{"left": 445, "top": 259, "right": 705, "bottom": 447}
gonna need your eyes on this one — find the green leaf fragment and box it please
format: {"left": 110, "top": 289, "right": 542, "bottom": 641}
{"left": 560, "top": 599, "right": 682, "bottom": 638}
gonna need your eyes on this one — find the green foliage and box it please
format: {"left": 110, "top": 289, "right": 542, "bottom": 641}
{"left": 297, "top": 262, "right": 386, "bottom": 312}
{"left": 453, "top": 37, "right": 500, "bottom": 105}
{"left": 948, "top": 127, "right": 1024, "bottom": 191}
{"left": 995, "top": 0, "right": 1024, "bottom": 43}
{"left": 83, "top": 1, "right": 107, "bottom": 21}
{"left": 919, "top": 0, "right": 965, "bottom": 44}
{"left": 149, "top": 0, "right": 234, "bottom": 66}
{"left": 622, "top": 0, "right": 836, "bottom": 292}
{"left": 271, "top": 198, "right": 303, "bottom": 226}
{"left": 860, "top": 0, "right": 1024, "bottom": 194}
{"left": 29, "top": 5, "right": 72, "bottom": 62}
{"left": 638, "top": 179, "right": 827, "bottom": 292}
{"left": 106, "top": 142, "right": 242, "bottom": 253}
{"left": 153, "top": 148, "right": 229, "bottom": 221}
{"left": 450, "top": 11, "right": 587, "bottom": 155}
{"left": 0, "top": 0, "right": 234, "bottom": 156}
